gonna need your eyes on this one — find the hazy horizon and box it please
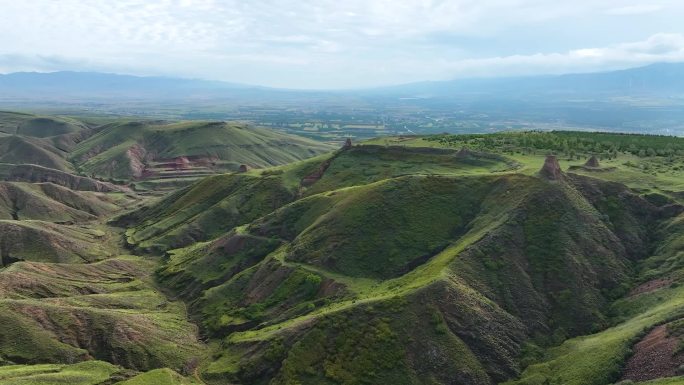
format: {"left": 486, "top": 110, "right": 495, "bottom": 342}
{"left": 0, "top": 61, "right": 678, "bottom": 91}
{"left": 1, "top": 1, "right": 683, "bottom": 89}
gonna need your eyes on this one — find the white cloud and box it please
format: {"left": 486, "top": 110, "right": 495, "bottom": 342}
{"left": 0, "top": 0, "right": 682, "bottom": 88}
{"left": 439, "top": 33, "right": 684, "bottom": 78}
{"left": 605, "top": 4, "right": 664, "bottom": 15}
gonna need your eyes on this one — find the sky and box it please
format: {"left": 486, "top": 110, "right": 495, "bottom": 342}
{"left": 0, "top": 0, "right": 683, "bottom": 89}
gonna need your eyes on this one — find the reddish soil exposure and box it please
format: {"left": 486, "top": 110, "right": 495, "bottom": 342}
{"left": 173, "top": 156, "right": 191, "bottom": 170}
{"left": 125, "top": 144, "right": 148, "bottom": 178}
{"left": 210, "top": 234, "right": 248, "bottom": 254}
{"left": 301, "top": 158, "right": 332, "bottom": 186}
{"left": 621, "top": 324, "right": 684, "bottom": 382}
{"left": 540, "top": 155, "right": 563, "bottom": 180}
{"left": 317, "top": 278, "right": 347, "bottom": 297}
{"left": 629, "top": 277, "right": 675, "bottom": 297}
{"left": 156, "top": 155, "right": 218, "bottom": 170}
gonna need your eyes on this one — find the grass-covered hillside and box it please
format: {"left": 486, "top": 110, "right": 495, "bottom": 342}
{"left": 119, "top": 145, "right": 516, "bottom": 251}
{"left": 0, "top": 135, "right": 74, "bottom": 171}
{"left": 0, "top": 163, "right": 126, "bottom": 192}
{"left": 0, "top": 111, "right": 88, "bottom": 138}
{"left": 0, "top": 181, "right": 123, "bottom": 221}
{"left": 0, "top": 112, "right": 332, "bottom": 193}
{"left": 0, "top": 111, "right": 340, "bottom": 384}
{"left": 70, "top": 120, "right": 333, "bottom": 185}
{"left": 2, "top": 124, "right": 683, "bottom": 385}
{"left": 0, "top": 183, "right": 205, "bottom": 383}
{"left": 0, "top": 111, "right": 91, "bottom": 172}
{"left": 368, "top": 132, "right": 684, "bottom": 201}
{"left": 116, "top": 132, "right": 684, "bottom": 385}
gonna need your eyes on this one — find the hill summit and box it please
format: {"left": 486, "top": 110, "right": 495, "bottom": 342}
{"left": 539, "top": 154, "right": 563, "bottom": 180}
{"left": 585, "top": 155, "right": 600, "bottom": 168}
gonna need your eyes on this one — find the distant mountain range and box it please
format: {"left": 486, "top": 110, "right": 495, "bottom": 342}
{"left": 1, "top": 63, "right": 683, "bottom": 101}
{"left": 378, "top": 62, "right": 684, "bottom": 98}
{"left": 0, "top": 71, "right": 266, "bottom": 100}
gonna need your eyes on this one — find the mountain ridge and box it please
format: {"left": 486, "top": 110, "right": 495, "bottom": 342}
{"left": 0, "top": 107, "right": 683, "bottom": 385}
{"left": 1, "top": 62, "right": 683, "bottom": 98}
{"left": 117, "top": 136, "right": 684, "bottom": 384}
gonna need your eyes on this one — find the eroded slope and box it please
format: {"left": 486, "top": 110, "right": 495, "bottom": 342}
{"left": 126, "top": 146, "right": 678, "bottom": 384}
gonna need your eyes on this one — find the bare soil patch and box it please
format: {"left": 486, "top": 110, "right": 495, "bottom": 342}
{"left": 620, "top": 324, "right": 684, "bottom": 382}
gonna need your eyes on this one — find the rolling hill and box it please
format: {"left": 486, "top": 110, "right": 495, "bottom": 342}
{"left": 0, "top": 111, "right": 95, "bottom": 174}
{"left": 0, "top": 256, "right": 206, "bottom": 373}
{"left": 0, "top": 181, "right": 125, "bottom": 221}
{"left": 0, "top": 126, "right": 683, "bottom": 384}
{"left": 0, "top": 111, "right": 89, "bottom": 138}
{"left": 0, "top": 135, "right": 73, "bottom": 171}
{"left": 119, "top": 145, "right": 515, "bottom": 251}
{"left": 0, "top": 110, "right": 339, "bottom": 384}
{"left": 0, "top": 220, "right": 119, "bottom": 265}
{"left": 0, "top": 163, "right": 127, "bottom": 192}
{"left": 0, "top": 112, "right": 334, "bottom": 192}
{"left": 116, "top": 134, "right": 684, "bottom": 385}
{"left": 70, "top": 120, "right": 333, "bottom": 185}
{"left": 0, "top": 181, "right": 133, "bottom": 266}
